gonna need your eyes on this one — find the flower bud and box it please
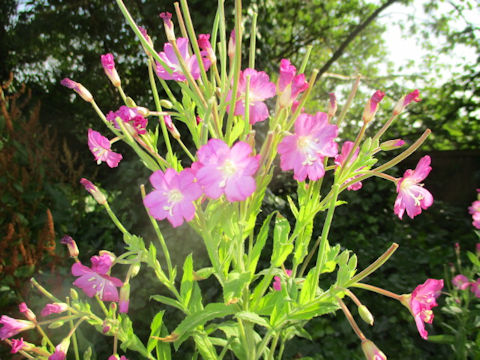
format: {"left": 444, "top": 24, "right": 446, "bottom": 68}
{"left": 119, "top": 283, "right": 130, "bottom": 314}
{"left": 138, "top": 26, "right": 153, "bottom": 56}
{"left": 362, "top": 90, "right": 385, "bottom": 124}
{"left": 160, "top": 99, "right": 173, "bottom": 109}
{"left": 160, "top": 12, "right": 175, "bottom": 41}
{"left": 358, "top": 305, "right": 374, "bottom": 326}
{"left": 101, "top": 53, "right": 121, "bottom": 87}
{"left": 135, "top": 106, "right": 149, "bottom": 117}
{"left": 60, "top": 78, "right": 93, "bottom": 103}
{"left": 102, "top": 320, "right": 111, "bottom": 334}
{"left": 361, "top": 339, "right": 387, "bottom": 360}
{"left": 328, "top": 93, "right": 337, "bottom": 118}
{"left": 130, "top": 263, "right": 141, "bottom": 278}
{"left": 80, "top": 178, "right": 107, "bottom": 205}
{"left": 99, "top": 250, "right": 116, "bottom": 263}
{"left": 198, "top": 34, "right": 216, "bottom": 63}
{"left": 70, "top": 288, "right": 79, "bottom": 300}
{"left": 163, "top": 115, "right": 180, "bottom": 139}
{"left": 379, "top": 139, "right": 405, "bottom": 151}
{"left": 60, "top": 235, "right": 79, "bottom": 258}
{"left": 228, "top": 30, "right": 235, "bottom": 59}
{"left": 393, "top": 89, "right": 420, "bottom": 115}
{"left": 18, "top": 303, "right": 36, "bottom": 322}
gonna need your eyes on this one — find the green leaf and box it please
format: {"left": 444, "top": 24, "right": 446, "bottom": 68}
{"left": 150, "top": 295, "right": 184, "bottom": 311}
{"left": 147, "top": 311, "right": 164, "bottom": 353}
{"left": 194, "top": 267, "right": 214, "bottom": 280}
{"left": 223, "top": 271, "right": 252, "bottom": 303}
{"left": 427, "top": 334, "right": 455, "bottom": 344}
{"left": 467, "top": 251, "right": 480, "bottom": 267}
{"left": 299, "top": 268, "right": 316, "bottom": 304}
{"left": 271, "top": 214, "right": 293, "bottom": 267}
{"left": 173, "top": 303, "right": 237, "bottom": 347}
{"left": 286, "top": 195, "right": 299, "bottom": 218}
{"left": 180, "top": 254, "right": 194, "bottom": 307}
{"left": 118, "top": 315, "right": 149, "bottom": 357}
{"left": 249, "top": 212, "right": 275, "bottom": 273}
{"left": 236, "top": 311, "right": 271, "bottom": 329}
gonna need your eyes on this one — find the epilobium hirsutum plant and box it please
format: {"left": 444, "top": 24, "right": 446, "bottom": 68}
{"left": 1, "top": 1, "right": 443, "bottom": 359}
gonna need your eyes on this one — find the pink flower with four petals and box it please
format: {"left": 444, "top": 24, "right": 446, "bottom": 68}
{"left": 87, "top": 129, "right": 123, "bottom": 168}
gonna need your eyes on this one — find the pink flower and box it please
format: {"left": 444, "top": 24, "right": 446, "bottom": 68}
{"left": 335, "top": 141, "right": 363, "bottom": 191}
{"left": 18, "top": 302, "right": 36, "bottom": 322}
{"left": 361, "top": 339, "right": 387, "bottom": 360}
{"left": 471, "top": 279, "right": 480, "bottom": 298}
{"left": 60, "top": 78, "right": 93, "bottom": 102}
{"left": 163, "top": 115, "right": 180, "bottom": 139}
{"left": 278, "top": 112, "right": 338, "bottom": 182}
{"left": 277, "top": 59, "right": 308, "bottom": 108}
{"left": 273, "top": 269, "right": 292, "bottom": 291}
{"left": 61, "top": 235, "right": 79, "bottom": 257}
{"left": 362, "top": 90, "right": 385, "bottom": 123}
{"left": 106, "top": 106, "right": 148, "bottom": 135}
{"left": 0, "top": 316, "right": 34, "bottom": 340}
{"left": 87, "top": 129, "right": 123, "bottom": 168}
{"left": 198, "top": 34, "right": 216, "bottom": 62}
{"left": 155, "top": 38, "right": 211, "bottom": 81}
{"left": 401, "top": 279, "right": 443, "bottom": 340}
{"left": 80, "top": 178, "right": 107, "bottom": 205}
{"left": 394, "top": 155, "right": 433, "bottom": 219}
{"left": 160, "top": 12, "right": 175, "bottom": 40}
{"left": 393, "top": 89, "right": 421, "bottom": 115}
{"left": 143, "top": 168, "right": 202, "bottom": 227}
{"left": 469, "top": 200, "right": 480, "bottom": 229}
{"left": 72, "top": 254, "right": 123, "bottom": 302}
{"left": 41, "top": 303, "right": 68, "bottom": 317}
{"left": 196, "top": 139, "right": 260, "bottom": 202}
{"left": 109, "top": 356, "right": 128, "bottom": 360}
{"left": 227, "top": 68, "right": 276, "bottom": 124}
{"left": 101, "top": 53, "right": 121, "bottom": 87}
{"left": 328, "top": 93, "right": 337, "bottom": 118}
{"left": 119, "top": 284, "right": 130, "bottom": 313}
{"left": 10, "top": 338, "right": 26, "bottom": 353}
{"left": 452, "top": 274, "right": 471, "bottom": 290}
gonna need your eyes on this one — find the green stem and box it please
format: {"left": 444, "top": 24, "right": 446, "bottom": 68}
{"left": 313, "top": 183, "right": 340, "bottom": 286}
{"left": 346, "top": 243, "right": 398, "bottom": 286}
{"left": 337, "top": 298, "right": 366, "bottom": 341}
{"left": 95, "top": 295, "right": 109, "bottom": 316}
{"left": 248, "top": 13, "right": 257, "bottom": 69}
{"left": 373, "top": 113, "right": 399, "bottom": 142}
{"left": 336, "top": 74, "right": 361, "bottom": 128}
{"left": 118, "top": 86, "right": 128, "bottom": 103}
{"left": 67, "top": 298, "right": 80, "bottom": 360}
{"left": 103, "top": 202, "right": 130, "bottom": 237}
{"left": 298, "top": 45, "right": 313, "bottom": 74}
{"left": 268, "top": 333, "right": 280, "bottom": 360}
{"left": 35, "top": 322, "right": 55, "bottom": 349}
{"left": 352, "top": 282, "right": 402, "bottom": 301}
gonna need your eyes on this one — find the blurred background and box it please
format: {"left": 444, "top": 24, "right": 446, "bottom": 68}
{"left": 1, "top": 0, "right": 479, "bottom": 358}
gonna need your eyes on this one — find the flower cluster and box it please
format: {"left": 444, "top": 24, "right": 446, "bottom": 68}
{"left": 468, "top": 189, "right": 480, "bottom": 229}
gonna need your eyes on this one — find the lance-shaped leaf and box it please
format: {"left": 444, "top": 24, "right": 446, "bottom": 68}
{"left": 271, "top": 214, "right": 293, "bottom": 267}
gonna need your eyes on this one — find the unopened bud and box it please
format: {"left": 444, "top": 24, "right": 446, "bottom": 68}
{"left": 135, "top": 106, "right": 149, "bottom": 117}
{"left": 362, "top": 90, "right": 385, "bottom": 124}
{"left": 228, "top": 30, "right": 235, "bottom": 59}
{"left": 70, "top": 288, "right": 79, "bottom": 300}
{"left": 60, "top": 78, "right": 93, "bottom": 103}
{"left": 101, "top": 53, "right": 121, "bottom": 88}
{"left": 19, "top": 302, "right": 36, "bottom": 322}
{"left": 160, "top": 12, "right": 175, "bottom": 41}
{"left": 379, "top": 139, "right": 405, "bottom": 151}
{"left": 198, "top": 34, "right": 216, "bottom": 63}
{"left": 130, "top": 263, "right": 141, "bottom": 278}
{"left": 328, "top": 93, "right": 337, "bottom": 118}
{"left": 358, "top": 305, "right": 374, "bottom": 326}
{"left": 160, "top": 99, "right": 173, "bottom": 109}
{"left": 361, "top": 339, "right": 387, "bottom": 360}
{"left": 48, "top": 320, "right": 66, "bottom": 329}
{"left": 393, "top": 89, "right": 421, "bottom": 115}
{"left": 119, "top": 283, "right": 130, "bottom": 314}
{"left": 99, "top": 250, "right": 116, "bottom": 263}
{"left": 80, "top": 178, "right": 107, "bottom": 205}
{"left": 109, "top": 302, "right": 117, "bottom": 312}
{"left": 138, "top": 26, "right": 153, "bottom": 56}
{"left": 83, "top": 347, "right": 93, "bottom": 360}
{"left": 61, "top": 235, "right": 79, "bottom": 257}
{"left": 163, "top": 115, "right": 180, "bottom": 139}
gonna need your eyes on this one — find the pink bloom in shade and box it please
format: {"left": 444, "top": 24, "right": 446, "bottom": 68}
{"left": 60, "top": 78, "right": 93, "bottom": 102}
{"left": 361, "top": 339, "right": 387, "bottom": 360}
{"left": 471, "top": 279, "right": 480, "bottom": 298}
{"left": 394, "top": 155, "right": 434, "bottom": 219}
{"left": 198, "top": 34, "right": 216, "bottom": 62}
{"left": 196, "top": 139, "right": 260, "bottom": 202}
{"left": 335, "top": 141, "right": 363, "bottom": 191}
{"left": 80, "top": 178, "right": 107, "bottom": 205}
{"left": 452, "top": 274, "right": 471, "bottom": 290}
{"left": 278, "top": 112, "right": 338, "bottom": 182}
{"left": 469, "top": 200, "right": 480, "bottom": 229}
{"left": 10, "top": 338, "right": 25, "bottom": 354}
{"left": 18, "top": 302, "right": 36, "bottom": 322}
{"left": 87, "top": 129, "right": 123, "bottom": 168}
{"left": 393, "top": 89, "right": 421, "bottom": 115}
{"left": 277, "top": 59, "right": 308, "bottom": 108}
{"left": 118, "top": 284, "right": 130, "bottom": 313}
{"left": 109, "top": 356, "right": 128, "bottom": 360}
{"left": 101, "top": 53, "right": 121, "bottom": 87}
{"left": 363, "top": 90, "right": 385, "bottom": 123}
{"left": 143, "top": 168, "right": 202, "bottom": 227}
{"left": 72, "top": 254, "right": 123, "bottom": 302}
{"left": 156, "top": 38, "right": 211, "bottom": 81}
{"left": 401, "top": 279, "right": 443, "bottom": 340}
{"left": 0, "top": 316, "right": 34, "bottom": 340}
{"left": 273, "top": 269, "right": 292, "bottom": 291}
{"left": 227, "top": 68, "right": 276, "bottom": 124}
{"left": 106, "top": 106, "right": 148, "bottom": 134}
{"left": 41, "top": 303, "right": 68, "bottom": 317}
